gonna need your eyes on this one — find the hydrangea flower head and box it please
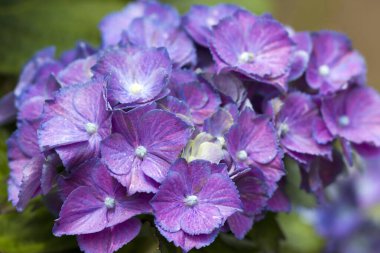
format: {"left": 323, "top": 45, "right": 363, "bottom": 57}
{"left": 210, "top": 10, "right": 294, "bottom": 91}
{"left": 123, "top": 17, "right": 196, "bottom": 68}
{"left": 306, "top": 31, "right": 366, "bottom": 95}
{"left": 101, "top": 104, "right": 193, "bottom": 194}
{"left": 3, "top": 1, "right": 380, "bottom": 252}
{"left": 99, "top": 0, "right": 180, "bottom": 47}
{"left": 38, "top": 80, "right": 112, "bottom": 167}
{"left": 321, "top": 87, "right": 380, "bottom": 146}
{"left": 93, "top": 46, "right": 172, "bottom": 109}
{"left": 183, "top": 4, "right": 241, "bottom": 47}
{"left": 151, "top": 159, "right": 242, "bottom": 251}
{"left": 53, "top": 159, "right": 151, "bottom": 236}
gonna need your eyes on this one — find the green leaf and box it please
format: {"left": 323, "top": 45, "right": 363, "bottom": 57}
{"left": 277, "top": 212, "right": 324, "bottom": 253}
{"left": 155, "top": 229, "right": 181, "bottom": 253}
{"left": 118, "top": 222, "right": 160, "bottom": 253}
{"left": 0, "top": 128, "right": 10, "bottom": 205}
{"left": 284, "top": 157, "right": 317, "bottom": 208}
{"left": 0, "top": 202, "right": 77, "bottom": 253}
{"left": 163, "top": 0, "right": 271, "bottom": 14}
{"left": 246, "top": 213, "right": 285, "bottom": 253}
{"left": 0, "top": 0, "right": 128, "bottom": 75}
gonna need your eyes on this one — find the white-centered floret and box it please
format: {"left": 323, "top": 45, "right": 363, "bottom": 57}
{"left": 237, "top": 150, "right": 248, "bottom": 161}
{"left": 184, "top": 195, "right": 198, "bottom": 207}
{"left": 239, "top": 52, "right": 255, "bottom": 64}
{"left": 339, "top": 115, "right": 350, "bottom": 127}
{"left": 135, "top": 145, "right": 147, "bottom": 158}
{"left": 85, "top": 122, "right": 98, "bottom": 134}
{"left": 318, "top": 65, "right": 330, "bottom": 77}
{"left": 129, "top": 82, "right": 144, "bottom": 94}
{"left": 104, "top": 196, "right": 116, "bottom": 209}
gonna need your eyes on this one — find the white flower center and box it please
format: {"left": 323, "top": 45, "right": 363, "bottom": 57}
{"left": 206, "top": 17, "right": 218, "bottom": 28}
{"left": 85, "top": 123, "right": 98, "bottom": 134}
{"left": 239, "top": 52, "right": 255, "bottom": 64}
{"left": 339, "top": 115, "right": 350, "bottom": 127}
{"left": 135, "top": 145, "right": 147, "bottom": 158}
{"left": 237, "top": 150, "right": 248, "bottom": 161}
{"left": 184, "top": 195, "right": 198, "bottom": 207}
{"left": 104, "top": 197, "right": 115, "bottom": 209}
{"left": 318, "top": 65, "right": 330, "bottom": 76}
{"left": 296, "top": 50, "right": 309, "bottom": 61}
{"left": 278, "top": 122, "right": 290, "bottom": 137}
{"left": 217, "top": 136, "right": 226, "bottom": 146}
{"left": 129, "top": 82, "right": 143, "bottom": 94}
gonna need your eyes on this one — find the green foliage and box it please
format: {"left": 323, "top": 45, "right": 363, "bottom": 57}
{"left": 164, "top": 0, "right": 270, "bottom": 14}
{"left": 284, "top": 157, "right": 317, "bottom": 208}
{"left": 0, "top": 201, "right": 78, "bottom": 253}
{"left": 278, "top": 212, "right": 324, "bottom": 253}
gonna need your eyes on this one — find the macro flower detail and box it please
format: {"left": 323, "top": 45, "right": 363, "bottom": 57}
{"left": 306, "top": 31, "right": 366, "bottom": 95}
{"left": 183, "top": 4, "right": 240, "bottom": 47}
{"left": 53, "top": 159, "right": 151, "bottom": 236}
{"left": 287, "top": 31, "right": 313, "bottom": 82}
{"left": 227, "top": 168, "right": 270, "bottom": 239}
{"left": 99, "top": 0, "right": 180, "bottom": 47}
{"left": 124, "top": 17, "right": 196, "bottom": 68}
{"left": 275, "top": 92, "right": 332, "bottom": 161}
{"left": 321, "top": 87, "right": 380, "bottom": 146}
{"left": 77, "top": 218, "right": 142, "bottom": 253}
{"left": 2, "top": 1, "right": 380, "bottom": 252}
{"left": 93, "top": 46, "right": 172, "bottom": 109}
{"left": 38, "top": 80, "right": 112, "bottom": 167}
{"left": 57, "top": 55, "right": 97, "bottom": 87}
{"left": 225, "top": 108, "right": 284, "bottom": 192}
{"left": 7, "top": 120, "right": 58, "bottom": 211}
{"left": 151, "top": 159, "right": 242, "bottom": 251}
{"left": 101, "top": 104, "right": 193, "bottom": 194}
{"left": 210, "top": 10, "right": 294, "bottom": 91}
{"left": 170, "top": 80, "right": 221, "bottom": 125}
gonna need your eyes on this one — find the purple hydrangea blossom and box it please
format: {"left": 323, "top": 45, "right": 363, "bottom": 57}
{"left": 38, "top": 80, "right": 112, "bottom": 168}
{"left": 306, "top": 31, "right": 366, "bottom": 95}
{"left": 93, "top": 46, "right": 172, "bottom": 109}
{"left": 170, "top": 80, "right": 221, "bottom": 125}
{"left": 53, "top": 159, "right": 151, "bottom": 236}
{"left": 151, "top": 159, "right": 242, "bottom": 251}
{"left": 210, "top": 10, "right": 294, "bottom": 91}
{"left": 123, "top": 17, "right": 196, "bottom": 68}
{"left": 225, "top": 108, "right": 284, "bottom": 193}
{"left": 0, "top": 92, "right": 17, "bottom": 125}
{"left": 56, "top": 55, "right": 97, "bottom": 87}
{"left": 101, "top": 104, "right": 193, "bottom": 194}
{"left": 59, "top": 41, "right": 96, "bottom": 66}
{"left": 17, "top": 76, "right": 60, "bottom": 121}
{"left": 14, "top": 47, "right": 61, "bottom": 99}
{"left": 77, "top": 218, "right": 142, "bottom": 253}
{"left": 275, "top": 92, "right": 332, "bottom": 161}
{"left": 227, "top": 168, "right": 270, "bottom": 239}
{"left": 183, "top": 4, "right": 241, "bottom": 47}
{"left": 287, "top": 30, "right": 313, "bottom": 82}
{"left": 7, "top": 120, "right": 59, "bottom": 211}
{"left": 99, "top": 0, "right": 180, "bottom": 47}
{"left": 206, "top": 73, "right": 248, "bottom": 108}
{"left": 321, "top": 87, "right": 380, "bottom": 146}
{"left": 4, "top": 1, "right": 380, "bottom": 251}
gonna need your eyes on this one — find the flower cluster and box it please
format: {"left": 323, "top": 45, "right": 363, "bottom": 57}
{"left": 2, "top": 0, "right": 380, "bottom": 252}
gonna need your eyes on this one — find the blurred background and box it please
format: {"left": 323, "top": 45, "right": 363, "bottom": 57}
{"left": 1, "top": 0, "right": 380, "bottom": 93}
{"left": 0, "top": 1, "right": 379, "bottom": 253}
